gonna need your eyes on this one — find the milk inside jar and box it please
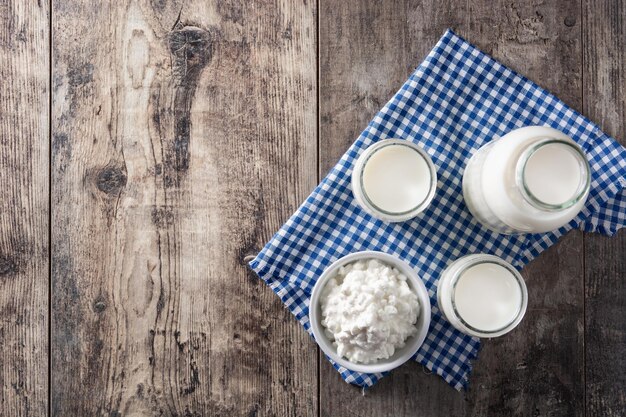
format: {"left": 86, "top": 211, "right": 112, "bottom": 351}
{"left": 437, "top": 254, "right": 528, "bottom": 338}
{"left": 462, "top": 126, "right": 591, "bottom": 234}
{"left": 352, "top": 139, "right": 437, "bottom": 222}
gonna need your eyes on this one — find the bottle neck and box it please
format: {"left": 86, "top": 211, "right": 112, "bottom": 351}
{"left": 515, "top": 138, "right": 591, "bottom": 211}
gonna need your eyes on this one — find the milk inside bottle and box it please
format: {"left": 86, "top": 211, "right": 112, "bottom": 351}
{"left": 437, "top": 254, "right": 528, "bottom": 338}
{"left": 352, "top": 139, "right": 437, "bottom": 222}
{"left": 462, "top": 126, "right": 591, "bottom": 234}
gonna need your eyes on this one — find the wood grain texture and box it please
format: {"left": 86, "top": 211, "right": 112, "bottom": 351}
{"left": 0, "top": 0, "right": 615, "bottom": 415}
{"left": 52, "top": 0, "right": 317, "bottom": 415}
{"left": 0, "top": 1, "right": 49, "bottom": 416}
{"left": 464, "top": 1, "right": 585, "bottom": 416}
{"left": 583, "top": 0, "right": 626, "bottom": 415}
{"left": 319, "top": 0, "right": 587, "bottom": 416}
{"left": 318, "top": 1, "right": 469, "bottom": 415}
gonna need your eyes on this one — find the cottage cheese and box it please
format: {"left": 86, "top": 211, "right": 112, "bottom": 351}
{"left": 320, "top": 259, "right": 420, "bottom": 364}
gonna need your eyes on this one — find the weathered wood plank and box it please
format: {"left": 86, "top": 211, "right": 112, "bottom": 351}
{"left": 52, "top": 0, "right": 317, "bottom": 415}
{"left": 0, "top": 1, "right": 49, "bottom": 416}
{"left": 319, "top": 0, "right": 585, "bottom": 416}
{"left": 582, "top": 0, "right": 626, "bottom": 415}
{"left": 318, "top": 1, "right": 470, "bottom": 415}
{"left": 319, "top": 0, "right": 468, "bottom": 175}
{"left": 465, "top": 2, "right": 585, "bottom": 416}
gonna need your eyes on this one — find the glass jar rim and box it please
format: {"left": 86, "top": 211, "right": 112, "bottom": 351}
{"left": 355, "top": 140, "right": 438, "bottom": 220}
{"left": 516, "top": 138, "right": 591, "bottom": 211}
{"left": 448, "top": 255, "right": 527, "bottom": 337}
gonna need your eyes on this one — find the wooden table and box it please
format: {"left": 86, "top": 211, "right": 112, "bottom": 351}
{"left": 1, "top": 0, "right": 624, "bottom": 415}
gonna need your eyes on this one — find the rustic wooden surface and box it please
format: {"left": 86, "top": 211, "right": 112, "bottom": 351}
{"left": 0, "top": 1, "right": 49, "bottom": 416}
{"left": 583, "top": 0, "right": 626, "bottom": 415}
{"left": 51, "top": 0, "right": 317, "bottom": 416}
{"left": 0, "top": 0, "right": 623, "bottom": 415}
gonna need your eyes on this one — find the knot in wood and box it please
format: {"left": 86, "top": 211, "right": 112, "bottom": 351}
{"left": 168, "top": 25, "right": 213, "bottom": 83}
{"left": 96, "top": 166, "right": 127, "bottom": 195}
{"left": 93, "top": 299, "right": 107, "bottom": 313}
{"left": 564, "top": 16, "right": 576, "bottom": 27}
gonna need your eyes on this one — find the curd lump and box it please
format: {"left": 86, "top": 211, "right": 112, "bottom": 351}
{"left": 320, "top": 259, "right": 420, "bottom": 364}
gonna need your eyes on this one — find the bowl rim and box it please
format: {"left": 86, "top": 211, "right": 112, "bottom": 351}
{"left": 309, "top": 250, "right": 432, "bottom": 374}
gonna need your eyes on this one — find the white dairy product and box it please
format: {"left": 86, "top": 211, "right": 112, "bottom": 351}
{"left": 523, "top": 142, "right": 582, "bottom": 205}
{"left": 462, "top": 126, "right": 590, "bottom": 234}
{"left": 453, "top": 262, "right": 522, "bottom": 332}
{"left": 320, "top": 259, "right": 420, "bottom": 364}
{"left": 437, "top": 254, "right": 527, "bottom": 338}
{"left": 361, "top": 144, "right": 432, "bottom": 213}
{"left": 352, "top": 139, "right": 437, "bottom": 222}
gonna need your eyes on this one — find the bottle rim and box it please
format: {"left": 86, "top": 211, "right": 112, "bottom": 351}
{"left": 449, "top": 254, "right": 528, "bottom": 338}
{"left": 516, "top": 138, "right": 591, "bottom": 211}
{"left": 352, "top": 139, "right": 438, "bottom": 222}
{"left": 437, "top": 254, "right": 528, "bottom": 338}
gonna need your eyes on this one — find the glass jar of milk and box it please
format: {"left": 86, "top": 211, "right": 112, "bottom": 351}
{"left": 437, "top": 254, "right": 528, "bottom": 338}
{"left": 352, "top": 139, "right": 438, "bottom": 222}
{"left": 462, "top": 126, "right": 591, "bottom": 234}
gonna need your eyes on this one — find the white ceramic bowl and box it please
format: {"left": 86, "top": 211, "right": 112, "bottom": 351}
{"left": 309, "top": 251, "right": 431, "bottom": 374}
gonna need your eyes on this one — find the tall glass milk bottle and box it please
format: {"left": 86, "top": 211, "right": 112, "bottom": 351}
{"left": 462, "top": 126, "right": 591, "bottom": 234}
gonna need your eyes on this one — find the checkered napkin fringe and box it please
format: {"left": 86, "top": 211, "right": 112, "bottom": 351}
{"left": 250, "top": 29, "right": 626, "bottom": 390}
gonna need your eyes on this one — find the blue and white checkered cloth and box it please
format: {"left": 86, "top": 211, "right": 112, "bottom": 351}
{"left": 250, "top": 29, "right": 626, "bottom": 390}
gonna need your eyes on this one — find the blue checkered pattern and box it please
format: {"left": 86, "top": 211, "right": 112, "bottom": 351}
{"left": 250, "top": 29, "right": 626, "bottom": 390}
